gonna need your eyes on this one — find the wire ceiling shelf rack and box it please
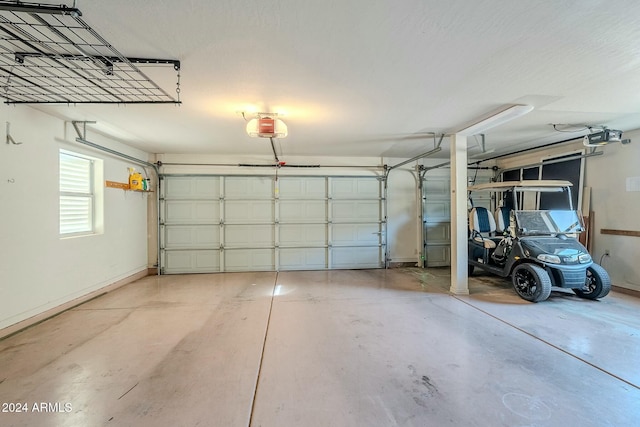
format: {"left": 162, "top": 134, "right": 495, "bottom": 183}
{"left": 0, "top": 1, "right": 181, "bottom": 104}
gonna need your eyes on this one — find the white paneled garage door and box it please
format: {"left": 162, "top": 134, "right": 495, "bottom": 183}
{"left": 160, "top": 175, "right": 386, "bottom": 273}
{"left": 422, "top": 170, "right": 493, "bottom": 267}
{"left": 422, "top": 176, "right": 451, "bottom": 267}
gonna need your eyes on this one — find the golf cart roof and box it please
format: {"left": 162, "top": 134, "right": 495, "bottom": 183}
{"left": 468, "top": 180, "right": 573, "bottom": 192}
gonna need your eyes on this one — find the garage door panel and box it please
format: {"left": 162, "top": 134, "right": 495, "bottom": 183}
{"left": 279, "top": 200, "right": 326, "bottom": 223}
{"left": 165, "top": 200, "right": 220, "bottom": 224}
{"left": 331, "top": 178, "right": 379, "bottom": 199}
{"left": 280, "top": 224, "right": 326, "bottom": 246}
{"left": 331, "top": 247, "right": 380, "bottom": 269}
{"left": 226, "top": 224, "right": 273, "bottom": 248}
{"left": 425, "top": 245, "right": 450, "bottom": 267}
{"left": 279, "top": 178, "right": 326, "bottom": 199}
{"left": 165, "top": 225, "right": 220, "bottom": 248}
{"left": 164, "top": 250, "right": 220, "bottom": 273}
{"left": 423, "top": 178, "right": 449, "bottom": 196}
{"left": 279, "top": 248, "right": 326, "bottom": 270}
{"left": 225, "top": 249, "right": 274, "bottom": 271}
{"left": 424, "top": 200, "right": 450, "bottom": 221}
{"left": 332, "top": 200, "right": 380, "bottom": 222}
{"left": 225, "top": 200, "right": 274, "bottom": 223}
{"left": 423, "top": 223, "right": 450, "bottom": 244}
{"left": 472, "top": 199, "right": 491, "bottom": 211}
{"left": 164, "top": 176, "right": 220, "bottom": 199}
{"left": 332, "top": 224, "right": 380, "bottom": 246}
{"left": 225, "top": 177, "right": 273, "bottom": 199}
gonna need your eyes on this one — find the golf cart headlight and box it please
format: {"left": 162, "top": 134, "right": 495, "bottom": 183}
{"left": 537, "top": 254, "right": 561, "bottom": 264}
{"left": 579, "top": 253, "right": 592, "bottom": 263}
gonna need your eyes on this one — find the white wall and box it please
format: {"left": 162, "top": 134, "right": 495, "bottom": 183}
{"left": 0, "top": 106, "right": 150, "bottom": 331}
{"left": 495, "top": 134, "right": 640, "bottom": 291}
{"left": 584, "top": 130, "right": 640, "bottom": 291}
{"left": 155, "top": 153, "right": 421, "bottom": 266}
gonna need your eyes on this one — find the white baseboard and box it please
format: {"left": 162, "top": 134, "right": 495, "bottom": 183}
{"left": 0, "top": 269, "right": 149, "bottom": 340}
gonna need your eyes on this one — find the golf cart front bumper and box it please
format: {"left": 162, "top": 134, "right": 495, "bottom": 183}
{"left": 545, "top": 263, "right": 590, "bottom": 288}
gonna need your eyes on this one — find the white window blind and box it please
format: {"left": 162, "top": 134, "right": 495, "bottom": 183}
{"left": 60, "top": 151, "right": 94, "bottom": 235}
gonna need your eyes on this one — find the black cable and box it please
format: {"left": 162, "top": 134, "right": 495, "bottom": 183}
{"left": 269, "top": 137, "right": 279, "bottom": 163}
{"left": 599, "top": 253, "right": 609, "bottom": 265}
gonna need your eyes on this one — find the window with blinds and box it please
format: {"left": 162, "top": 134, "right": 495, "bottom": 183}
{"left": 59, "top": 151, "right": 94, "bottom": 235}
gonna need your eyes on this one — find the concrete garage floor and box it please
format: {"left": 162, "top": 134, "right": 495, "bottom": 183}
{"left": 1, "top": 269, "right": 639, "bottom": 427}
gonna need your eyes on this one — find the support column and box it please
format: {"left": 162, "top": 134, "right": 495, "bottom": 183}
{"left": 450, "top": 134, "right": 469, "bottom": 295}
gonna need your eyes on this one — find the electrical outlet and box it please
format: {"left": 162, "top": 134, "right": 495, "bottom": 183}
{"left": 605, "top": 249, "right": 610, "bottom": 256}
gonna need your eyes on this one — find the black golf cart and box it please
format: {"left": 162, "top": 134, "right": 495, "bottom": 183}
{"left": 467, "top": 180, "right": 610, "bottom": 302}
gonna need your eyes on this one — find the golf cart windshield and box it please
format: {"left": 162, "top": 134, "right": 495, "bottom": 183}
{"left": 515, "top": 210, "right": 584, "bottom": 235}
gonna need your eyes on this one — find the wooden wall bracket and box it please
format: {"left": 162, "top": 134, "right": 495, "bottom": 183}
{"left": 105, "top": 180, "right": 130, "bottom": 190}
{"left": 600, "top": 229, "right": 640, "bottom": 238}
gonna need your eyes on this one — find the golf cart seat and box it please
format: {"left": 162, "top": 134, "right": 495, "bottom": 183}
{"left": 495, "top": 206, "right": 512, "bottom": 234}
{"left": 469, "top": 207, "right": 497, "bottom": 249}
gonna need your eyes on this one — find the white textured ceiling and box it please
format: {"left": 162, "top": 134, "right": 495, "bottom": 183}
{"left": 31, "top": 0, "right": 640, "bottom": 160}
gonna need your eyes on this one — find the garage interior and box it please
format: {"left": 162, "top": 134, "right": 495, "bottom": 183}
{"left": 1, "top": 1, "right": 639, "bottom": 426}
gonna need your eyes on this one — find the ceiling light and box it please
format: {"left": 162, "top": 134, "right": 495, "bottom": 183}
{"left": 456, "top": 104, "right": 534, "bottom": 136}
{"left": 246, "top": 113, "right": 288, "bottom": 138}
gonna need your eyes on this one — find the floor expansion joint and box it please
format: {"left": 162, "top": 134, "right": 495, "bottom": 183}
{"left": 248, "top": 272, "right": 278, "bottom": 427}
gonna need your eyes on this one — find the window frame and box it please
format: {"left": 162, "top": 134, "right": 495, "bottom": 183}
{"left": 59, "top": 149, "right": 96, "bottom": 237}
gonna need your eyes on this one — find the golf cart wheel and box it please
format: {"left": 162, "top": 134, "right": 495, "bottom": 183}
{"left": 574, "top": 263, "right": 611, "bottom": 300}
{"left": 511, "top": 263, "right": 552, "bottom": 302}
